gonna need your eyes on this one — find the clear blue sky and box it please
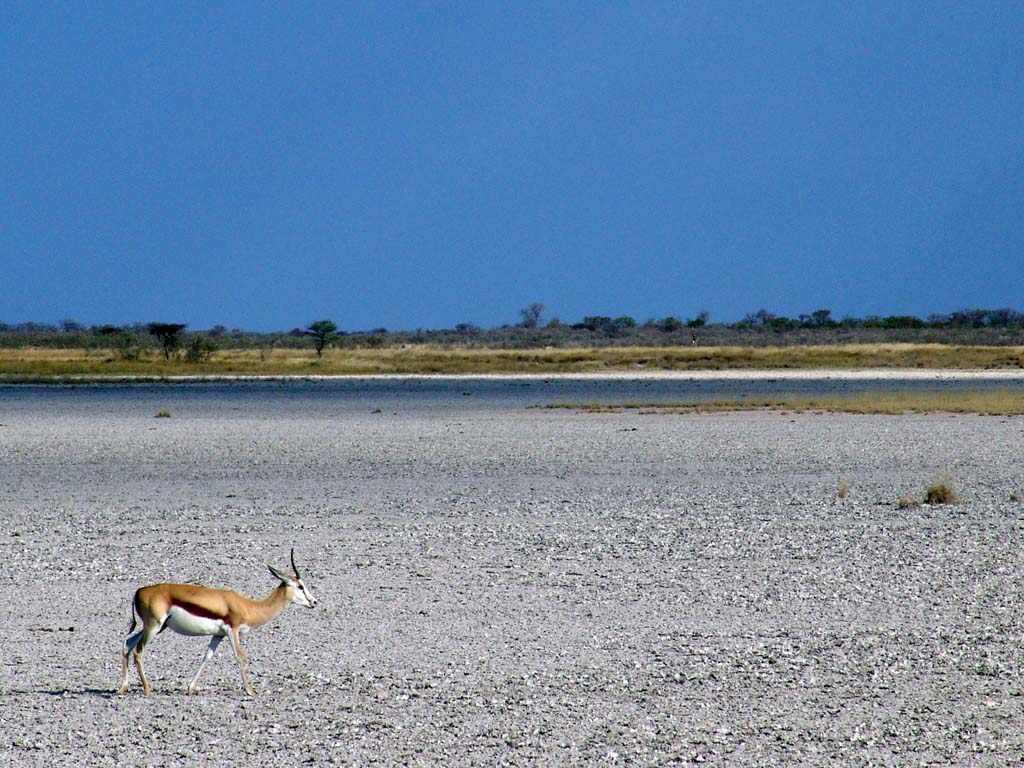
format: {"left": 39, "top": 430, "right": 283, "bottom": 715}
{"left": 2, "top": 2, "right": 1021, "bottom": 331}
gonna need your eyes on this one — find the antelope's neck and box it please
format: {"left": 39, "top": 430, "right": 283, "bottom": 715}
{"left": 247, "top": 584, "right": 291, "bottom": 627}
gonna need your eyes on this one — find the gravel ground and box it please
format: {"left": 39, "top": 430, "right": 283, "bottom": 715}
{"left": 1, "top": 385, "right": 1023, "bottom": 766}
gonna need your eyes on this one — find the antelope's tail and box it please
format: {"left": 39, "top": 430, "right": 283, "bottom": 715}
{"left": 126, "top": 591, "right": 138, "bottom": 636}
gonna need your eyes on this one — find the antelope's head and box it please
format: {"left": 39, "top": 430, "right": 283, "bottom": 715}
{"left": 268, "top": 548, "right": 317, "bottom": 608}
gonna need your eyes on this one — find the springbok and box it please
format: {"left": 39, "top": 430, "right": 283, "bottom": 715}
{"left": 117, "top": 549, "right": 316, "bottom": 696}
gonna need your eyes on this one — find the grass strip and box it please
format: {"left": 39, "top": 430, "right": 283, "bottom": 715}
{"left": 1, "top": 343, "right": 1024, "bottom": 379}
{"left": 542, "top": 390, "right": 1024, "bottom": 415}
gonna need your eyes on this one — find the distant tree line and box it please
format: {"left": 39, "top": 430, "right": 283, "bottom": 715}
{"left": 736, "top": 307, "right": 1024, "bottom": 331}
{"left": 1, "top": 306, "right": 1022, "bottom": 354}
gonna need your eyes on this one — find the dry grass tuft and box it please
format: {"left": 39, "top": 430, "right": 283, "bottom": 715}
{"left": 155, "top": 409, "right": 172, "bottom": 418}
{"left": 897, "top": 495, "right": 920, "bottom": 509}
{"left": 837, "top": 481, "right": 849, "bottom": 499}
{"left": 924, "top": 479, "right": 958, "bottom": 505}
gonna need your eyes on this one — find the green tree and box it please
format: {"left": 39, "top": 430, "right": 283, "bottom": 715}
{"left": 147, "top": 323, "right": 187, "bottom": 360}
{"left": 687, "top": 310, "right": 710, "bottom": 328}
{"left": 810, "top": 308, "right": 835, "bottom": 328}
{"left": 518, "top": 302, "right": 545, "bottom": 328}
{"left": 579, "top": 316, "right": 612, "bottom": 332}
{"left": 305, "top": 320, "right": 338, "bottom": 357}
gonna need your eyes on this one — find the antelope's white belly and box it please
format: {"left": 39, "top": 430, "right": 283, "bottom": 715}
{"left": 163, "top": 606, "right": 229, "bottom": 637}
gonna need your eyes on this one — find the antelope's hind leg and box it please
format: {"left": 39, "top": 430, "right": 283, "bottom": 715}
{"left": 117, "top": 631, "right": 144, "bottom": 694}
{"left": 131, "top": 625, "right": 159, "bottom": 696}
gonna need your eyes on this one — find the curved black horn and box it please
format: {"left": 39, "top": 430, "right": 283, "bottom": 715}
{"left": 290, "top": 548, "right": 301, "bottom": 579}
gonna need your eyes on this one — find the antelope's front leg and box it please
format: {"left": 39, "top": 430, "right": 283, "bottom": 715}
{"left": 229, "top": 626, "right": 256, "bottom": 696}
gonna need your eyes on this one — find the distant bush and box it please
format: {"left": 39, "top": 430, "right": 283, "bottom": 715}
{"left": 111, "top": 331, "right": 140, "bottom": 360}
{"left": 185, "top": 336, "right": 218, "bottom": 362}
{"left": 879, "top": 315, "right": 927, "bottom": 329}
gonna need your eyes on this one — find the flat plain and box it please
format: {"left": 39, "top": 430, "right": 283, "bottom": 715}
{"left": 1, "top": 379, "right": 1023, "bottom": 766}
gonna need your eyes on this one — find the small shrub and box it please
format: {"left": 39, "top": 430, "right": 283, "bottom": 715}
{"left": 925, "top": 479, "right": 958, "bottom": 505}
{"left": 112, "top": 331, "right": 140, "bottom": 360}
{"left": 155, "top": 409, "right": 172, "bottom": 418}
{"left": 185, "top": 336, "right": 218, "bottom": 362}
{"left": 897, "top": 495, "right": 920, "bottom": 509}
{"left": 837, "top": 481, "right": 849, "bottom": 499}
{"left": 1011, "top": 491, "right": 1022, "bottom": 503}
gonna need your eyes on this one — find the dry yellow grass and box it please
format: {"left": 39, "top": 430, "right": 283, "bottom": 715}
{"left": 1, "top": 343, "right": 1023, "bottom": 378}
{"left": 548, "top": 390, "right": 1024, "bottom": 416}
{"left": 924, "top": 479, "right": 959, "bottom": 504}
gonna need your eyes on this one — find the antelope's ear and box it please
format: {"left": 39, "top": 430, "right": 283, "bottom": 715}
{"left": 268, "top": 565, "right": 293, "bottom": 583}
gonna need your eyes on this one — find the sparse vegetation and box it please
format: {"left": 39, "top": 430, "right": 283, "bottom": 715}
{"left": 925, "top": 479, "right": 959, "bottom": 505}
{"left": 1, "top": 344, "right": 1024, "bottom": 380}
{"left": 894, "top": 479, "right": 958, "bottom": 508}
{"left": 114, "top": 332, "right": 141, "bottom": 360}
{"left": 0, "top": 305, "right": 1022, "bottom": 377}
{"left": 543, "top": 390, "right": 1024, "bottom": 416}
{"left": 155, "top": 409, "right": 172, "bottom": 418}
{"left": 185, "top": 336, "right": 218, "bottom": 362}
{"left": 1, "top": 306, "right": 1023, "bottom": 356}
{"left": 837, "top": 481, "right": 849, "bottom": 499}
